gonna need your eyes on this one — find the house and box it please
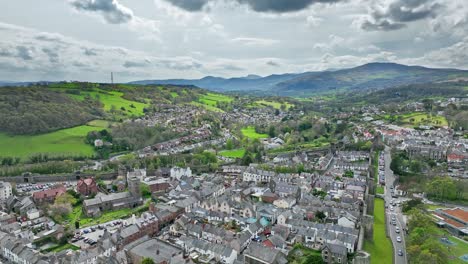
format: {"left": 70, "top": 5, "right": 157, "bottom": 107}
{"left": 0, "top": 231, "right": 50, "bottom": 264}
{"left": 170, "top": 167, "right": 192, "bottom": 180}
{"left": 76, "top": 178, "right": 98, "bottom": 196}
{"left": 277, "top": 211, "right": 292, "bottom": 226}
{"left": 125, "top": 237, "right": 185, "bottom": 264}
{"left": 32, "top": 185, "right": 66, "bottom": 204}
{"left": 183, "top": 238, "right": 238, "bottom": 264}
{"left": 127, "top": 168, "right": 147, "bottom": 181}
{"left": 321, "top": 243, "right": 348, "bottom": 264}
{"left": 273, "top": 198, "right": 296, "bottom": 209}
{"left": 244, "top": 243, "right": 288, "bottom": 264}
{"left": 143, "top": 178, "right": 171, "bottom": 194}
{"left": 0, "top": 181, "right": 12, "bottom": 201}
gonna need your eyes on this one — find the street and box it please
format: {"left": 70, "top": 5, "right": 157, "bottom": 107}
{"left": 383, "top": 146, "right": 408, "bottom": 264}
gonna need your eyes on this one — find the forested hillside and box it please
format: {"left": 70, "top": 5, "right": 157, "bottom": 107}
{"left": 0, "top": 87, "right": 104, "bottom": 135}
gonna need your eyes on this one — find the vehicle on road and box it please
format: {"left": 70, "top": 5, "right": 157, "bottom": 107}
{"left": 398, "top": 249, "right": 404, "bottom": 256}
{"left": 396, "top": 227, "right": 400, "bottom": 233}
{"left": 396, "top": 236, "right": 402, "bottom": 243}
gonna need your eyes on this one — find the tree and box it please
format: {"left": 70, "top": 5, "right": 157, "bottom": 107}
{"left": 304, "top": 254, "right": 325, "bottom": 264}
{"left": 226, "top": 138, "right": 234, "bottom": 150}
{"left": 315, "top": 211, "right": 326, "bottom": 222}
{"left": 142, "top": 258, "right": 155, "bottom": 264}
{"left": 268, "top": 125, "right": 276, "bottom": 138}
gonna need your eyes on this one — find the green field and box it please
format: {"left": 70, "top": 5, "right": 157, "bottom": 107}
{"left": 364, "top": 198, "right": 393, "bottom": 264}
{"left": 219, "top": 148, "right": 245, "bottom": 158}
{"left": 0, "top": 125, "right": 99, "bottom": 159}
{"left": 255, "top": 100, "right": 293, "bottom": 110}
{"left": 401, "top": 113, "right": 448, "bottom": 127}
{"left": 170, "top": 92, "right": 179, "bottom": 98}
{"left": 199, "top": 93, "right": 233, "bottom": 106}
{"left": 190, "top": 101, "right": 224, "bottom": 112}
{"left": 241, "top": 126, "right": 268, "bottom": 139}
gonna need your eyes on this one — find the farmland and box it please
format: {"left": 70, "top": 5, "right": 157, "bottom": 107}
{"left": 253, "top": 100, "right": 294, "bottom": 110}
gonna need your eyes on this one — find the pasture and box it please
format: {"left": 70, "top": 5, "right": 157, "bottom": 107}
{"left": 0, "top": 125, "right": 100, "bottom": 160}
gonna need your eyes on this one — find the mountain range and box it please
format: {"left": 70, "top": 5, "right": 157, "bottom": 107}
{"left": 129, "top": 62, "right": 468, "bottom": 96}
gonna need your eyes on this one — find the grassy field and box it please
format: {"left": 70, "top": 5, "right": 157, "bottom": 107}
{"left": 170, "top": 92, "right": 179, "bottom": 98}
{"left": 219, "top": 148, "right": 245, "bottom": 158}
{"left": 0, "top": 125, "right": 98, "bottom": 159}
{"left": 364, "top": 198, "right": 393, "bottom": 264}
{"left": 68, "top": 89, "right": 148, "bottom": 117}
{"left": 63, "top": 203, "right": 148, "bottom": 228}
{"left": 241, "top": 126, "right": 268, "bottom": 139}
{"left": 190, "top": 101, "right": 224, "bottom": 112}
{"left": 42, "top": 243, "right": 80, "bottom": 253}
{"left": 199, "top": 92, "right": 233, "bottom": 106}
{"left": 255, "top": 100, "right": 294, "bottom": 110}
{"left": 401, "top": 113, "right": 448, "bottom": 127}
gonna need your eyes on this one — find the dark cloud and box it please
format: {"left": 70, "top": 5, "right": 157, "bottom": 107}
{"left": 222, "top": 64, "right": 244, "bottom": 71}
{"left": 361, "top": 0, "right": 441, "bottom": 31}
{"left": 71, "top": 0, "right": 133, "bottom": 24}
{"left": 42, "top": 48, "right": 60, "bottom": 63}
{"left": 83, "top": 48, "right": 98, "bottom": 56}
{"left": 163, "top": 0, "right": 342, "bottom": 12}
{"left": 16, "top": 46, "right": 34, "bottom": 60}
{"left": 123, "top": 60, "right": 151, "bottom": 68}
{"left": 266, "top": 60, "right": 280, "bottom": 67}
{"left": 360, "top": 19, "right": 406, "bottom": 31}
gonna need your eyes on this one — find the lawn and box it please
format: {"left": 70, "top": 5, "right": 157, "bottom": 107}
{"left": 219, "top": 148, "right": 245, "bottom": 158}
{"left": 364, "top": 198, "right": 393, "bottom": 264}
{"left": 0, "top": 125, "right": 98, "bottom": 159}
{"left": 76, "top": 203, "right": 149, "bottom": 228}
{"left": 170, "top": 92, "right": 179, "bottom": 98}
{"left": 377, "top": 185, "right": 385, "bottom": 194}
{"left": 241, "top": 126, "right": 268, "bottom": 139}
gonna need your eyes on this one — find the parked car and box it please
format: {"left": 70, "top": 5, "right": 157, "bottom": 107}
{"left": 396, "top": 236, "right": 402, "bottom": 243}
{"left": 395, "top": 227, "right": 400, "bottom": 233}
{"left": 398, "top": 249, "right": 404, "bottom": 256}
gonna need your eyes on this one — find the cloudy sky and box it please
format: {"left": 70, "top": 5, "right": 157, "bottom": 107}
{"left": 1, "top": 0, "right": 467, "bottom": 82}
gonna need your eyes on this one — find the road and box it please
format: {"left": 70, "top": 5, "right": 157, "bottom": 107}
{"left": 383, "top": 146, "right": 407, "bottom": 264}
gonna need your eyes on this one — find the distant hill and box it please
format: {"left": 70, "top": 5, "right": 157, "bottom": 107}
{"left": 130, "top": 62, "right": 468, "bottom": 96}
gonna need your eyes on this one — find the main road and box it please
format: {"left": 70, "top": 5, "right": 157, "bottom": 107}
{"left": 383, "top": 146, "right": 407, "bottom": 264}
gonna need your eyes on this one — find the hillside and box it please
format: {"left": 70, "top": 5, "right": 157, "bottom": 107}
{"left": 129, "top": 63, "right": 468, "bottom": 96}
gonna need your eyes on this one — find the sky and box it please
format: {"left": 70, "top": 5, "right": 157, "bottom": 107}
{"left": 0, "top": 0, "right": 467, "bottom": 82}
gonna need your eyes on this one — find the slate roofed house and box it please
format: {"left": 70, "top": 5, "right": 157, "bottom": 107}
{"left": 77, "top": 177, "right": 98, "bottom": 196}
{"left": 321, "top": 243, "right": 348, "bottom": 264}
{"left": 32, "top": 184, "right": 66, "bottom": 204}
{"left": 244, "top": 243, "right": 288, "bottom": 264}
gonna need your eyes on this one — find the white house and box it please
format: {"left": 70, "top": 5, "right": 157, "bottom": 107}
{"left": 0, "top": 181, "right": 12, "bottom": 201}
{"left": 171, "top": 167, "right": 192, "bottom": 180}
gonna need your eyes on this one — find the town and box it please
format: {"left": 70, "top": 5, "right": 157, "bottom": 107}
{"left": 0, "top": 90, "right": 466, "bottom": 264}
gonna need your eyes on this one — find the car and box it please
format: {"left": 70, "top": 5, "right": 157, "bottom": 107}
{"left": 396, "top": 236, "right": 402, "bottom": 243}
{"left": 398, "top": 249, "right": 404, "bottom": 256}
{"left": 391, "top": 216, "right": 396, "bottom": 221}
{"left": 395, "top": 227, "right": 400, "bottom": 233}
{"left": 390, "top": 206, "right": 394, "bottom": 211}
